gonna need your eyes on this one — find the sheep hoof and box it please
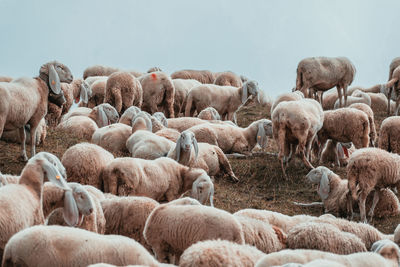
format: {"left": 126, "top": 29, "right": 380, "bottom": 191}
{"left": 19, "top": 154, "right": 28, "bottom": 162}
{"left": 230, "top": 175, "right": 239, "bottom": 183}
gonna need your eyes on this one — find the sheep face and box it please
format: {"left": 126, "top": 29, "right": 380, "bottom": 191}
{"left": 176, "top": 131, "right": 198, "bottom": 161}
{"left": 69, "top": 184, "right": 94, "bottom": 216}
{"left": 95, "top": 103, "right": 119, "bottom": 127}
{"left": 371, "top": 240, "right": 400, "bottom": 264}
{"left": 257, "top": 119, "right": 272, "bottom": 149}
{"left": 242, "top": 80, "right": 259, "bottom": 104}
{"left": 306, "top": 166, "right": 330, "bottom": 200}
{"left": 191, "top": 171, "right": 214, "bottom": 207}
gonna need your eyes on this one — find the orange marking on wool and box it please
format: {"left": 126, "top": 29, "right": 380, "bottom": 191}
{"left": 51, "top": 80, "right": 55, "bottom": 85}
{"left": 151, "top": 73, "right": 157, "bottom": 80}
{"left": 56, "top": 175, "right": 60, "bottom": 180}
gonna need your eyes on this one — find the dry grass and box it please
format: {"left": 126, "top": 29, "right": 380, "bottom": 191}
{"left": 0, "top": 103, "right": 398, "bottom": 234}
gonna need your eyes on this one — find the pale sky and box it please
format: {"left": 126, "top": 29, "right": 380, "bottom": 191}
{"left": 0, "top": 0, "right": 398, "bottom": 97}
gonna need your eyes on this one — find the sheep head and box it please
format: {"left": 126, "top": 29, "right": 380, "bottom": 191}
{"left": 189, "top": 169, "right": 214, "bottom": 207}
{"left": 79, "top": 80, "right": 92, "bottom": 104}
{"left": 94, "top": 103, "right": 119, "bottom": 127}
{"left": 242, "top": 80, "right": 259, "bottom": 104}
{"left": 62, "top": 182, "right": 94, "bottom": 227}
{"left": 306, "top": 166, "right": 331, "bottom": 200}
{"left": 132, "top": 111, "right": 153, "bottom": 133}
{"left": 371, "top": 239, "right": 400, "bottom": 265}
{"left": 175, "top": 130, "right": 198, "bottom": 162}
{"left": 257, "top": 119, "right": 273, "bottom": 149}
{"left": 153, "top": 112, "right": 168, "bottom": 127}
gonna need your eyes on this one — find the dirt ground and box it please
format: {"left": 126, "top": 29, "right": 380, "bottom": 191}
{"left": 0, "top": 103, "right": 399, "bottom": 234}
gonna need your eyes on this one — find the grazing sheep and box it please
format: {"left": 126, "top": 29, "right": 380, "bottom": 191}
{"left": 185, "top": 80, "right": 259, "bottom": 121}
{"left": 379, "top": 116, "right": 400, "bottom": 153}
{"left": 287, "top": 222, "right": 367, "bottom": 254}
{"left": 270, "top": 91, "right": 304, "bottom": 114}
{"left": 347, "top": 147, "right": 400, "bottom": 223}
{"left": 0, "top": 61, "right": 72, "bottom": 160}
{"left": 101, "top": 196, "right": 159, "bottom": 251}
{"left": 171, "top": 69, "right": 216, "bottom": 84}
{"left": 126, "top": 130, "right": 175, "bottom": 159}
{"left": 0, "top": 152, "right": 71, "bottom": 261}
{"left": 197, "top": 107, "right": 221, "bottom": 120}
{"left": 386, "top": 65, "right": 400, "bottom": 115}
{"left": 348, "top": 102, "right": 376, "bottom": 147}
{"left": 213, "top": 71, "right": 243, "bottom": 87}
{"left": 119, "top": 106, "right": 141, "bottom": 125}
{"left": 320, "top": 141, "right": 354, "bottom": 167}
{"left": 104, "top": 71, "right": 143, "bottom": 114}
{"left": 333, "top": 89, "right": 371, "bottom": 109}
{"left": 2, "top": 225, "right": 159, "bottom": 267}
{"left": 1, "top": 118, "right": 47, "bottom": 146}
{"left": 61, "top": 143, "right": 114, "bottom": 189}
{"left": 188, "top": 119, "right": 272, "bottom": 155}
{"left": 179, "top": 240, "right": 265, "bottom": 267}
{"left": 143, "top": 198, "right": 244, "bottom": 264}
{"left": 172, "top": 78, "right": 202, "bottom": 116}
{"left": 0, "top": 76, "right": 12, "bottom": 82}
{"left": 138, "top": 71, "right": 175, "bottom": 118}
{"left": 83, "top": 65, "right": 143, "bottom": 79}
{"left": 295, "top": 56, "right": 356, "bottom": 107}
{"left": 101, "top": 157, "right": 214, "bottom": 205}
{"left": 272, "top": 98, "right": 324, "bottom": 176}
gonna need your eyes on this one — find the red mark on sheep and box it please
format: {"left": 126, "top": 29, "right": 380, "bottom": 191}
{"left": 151, "top": 73, "right": 157, "bottom": 81}
{"left": 343, "top": 146, "right": 349, "bottom": 158}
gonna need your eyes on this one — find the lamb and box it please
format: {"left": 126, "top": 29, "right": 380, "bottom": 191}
{"left": 270, "top": 91, "right": 304, "bottom": 114}
{"left": 126, "top": 130, "right": 175, "bottom": 159}
{"left": 104, "top": 71, "right": 143, "bottom": 114}
{"left": 83, "top": 65, "right": 143, "bottom": 79}
{"left": 171, "top": 69, "right": 216, "bottom": 84}
{"left": 143, "top": 198, "right": 244, "bottom": 264}
{"left": 2, "top": 225, "right": 159, "bottom": 267}
{"left": 379, "top": 116, "right": 400, "bottom": 153}
{"left": 286, "top": 222, "right": 367, "bottom": 254}
{"left": 188, "top": 119, "right": 272, "bottom": 155}
{"left": 271, "top": 98, "right": 324, "bottom": 176}
{"left": 0, "top": 76, "right": 12, "bottom": 82}
{"left": 197, "top": 107, "right": 221, "bottom": 120}
{"left": 100, "top": 196, "right": 159, "bottom": 251}
{"left": 348, "top": 102, "right": 376, "bottom": 147}
{"left": 213, "top": 71, "right": 243, "bottom": 87}
{"left": 185, "top": 80, "right": 260, "bottom": 121}
{"left": 119, "top": 106, "right": 141, "bottom": 125}
{"left": 0, "top": 61, "right": 72, "bottom": 160}
{"left": 172, "top": 78, "right": 202, "bottom": 116}
{"left": 101, "top": 157, "right": 214, "bottom": 205}
{"left": 1, "top": 118, "right": 47, "bottom": 146}
{"left": 295, "top": 56, "right": 356, "bottom": 107}
{"left": 0, "top": 152, "right": 72, "bottom": 261}
{"left": 333, "top": 89, "right": 371, "bottom": 109}
{"left": 138, "top": 71, "right": 175, "bottom": 118}
{"left": 61, "top": 143, "right": 114, "bottom": 189}
{"left": 179, "top": 240, "right": 265, "bottom": 267}
{"left": 347, "top": 147, "right": 400, "bottom": 223}
{"left": 385, "top": 65, "right": 400, "bottom": 115}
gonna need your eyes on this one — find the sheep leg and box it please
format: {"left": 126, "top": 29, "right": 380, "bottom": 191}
{"left": 368, "top": 190, "right": 379, "bottom": 222}
{"left": 336, "top": 86, "right": 343, "bottom": 108}
{"left": 29, "top": 124, "right": 38, "bottom": 158}
{"left": 299, "top": 139, "right": 313, "bottom": 169}
{"left": 387, "top": 87, "right": 393, "bottom": 115}
{"left": 359, "top": 190, "right": 369, "bottom": 223}
{"left": 346, "top": 192, "right": 354, "bottom": 220}
{"left": 18, "top": 127, "right": 28, "bottom": 161}
{"left": 343, "top": 85, "right": 348, "bottom": 107}
{"left": 216, "top": 148, "right": 239, "bottom": 182}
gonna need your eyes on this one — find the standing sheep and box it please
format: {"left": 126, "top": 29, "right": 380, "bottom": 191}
{"left": 104, "top": 71, "right": 143, "bottom": 114}
{"left": 172, "top": 78, "right": 202, "bottom": 116}
{"left": 270, "top": 91, "right": 304, "bottom": 114}
{"left": 213, "top": 71, "right": 243, "bottom": 87}
{"left": 333, "top": 89, "right": 371, "bottom": 109}
{"left": 171, "top": 69, "right": 216, "bottom": 84}
{"left": 295, "top": 57, "right": 356, "bottom": 107}
{"left": 379, "top": 116, "right": 400, "bottom": 153}
{"left": 87, "top": 78, "right": 108, "bottom": 108}
{"left": 0, "top": 61, "right": 72, "bottom": 160}
{"left": 347, "top": 84, "right": 386, "bottom": 95}
{"left": 348, "top": 103, "right": 376, "bottom": 147}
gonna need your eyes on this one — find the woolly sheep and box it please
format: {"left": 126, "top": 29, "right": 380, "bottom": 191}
{"left": 0, "top": 61, "right": 72, "bottom": 160}
{"left": 2, "top": 225, "right": 159, "bottom": 267}
{"left": 295, "top": 56, "right": 356, "bottom": 107}
{"left": 147, "top": 66, "right": 162, "bottom": 73}
{"left": 171, "top": 69, "right": 216, "bottom": 84}
{"left": 272, "top": 98, "right": 324, "bottom": 176}
{"left": 143, "top": 198, "right": 244, "bottom": 264}
{"left": 87, "top": 78, "right": 108, "bottom": 108}
{"left": 119, "top": 106, "right": 141, "bottom": 125}
{"left": 213, "top": 71, "right": 243, "bottom": 87}
{"left": 379, "top": 116, "right": 400, "bottom": 153}
{"left": 179, "top": 240, "right": 265, "bottom": 267}
{"left": 333, "top": 89, "right": 371, "bottom": 109}
{"left": 185, "top": 80, "right": 259, "bottom": 121}
{"left": 321, "top": 88, "right": 339, "bottom": 110}
{"left": 150, "top": 116, "right": 181, "bottom": 142}
{"left": 92, "top": 123, "right": 132, "bottom": 153}
{"left": 270, "top": 91, "right": 304, "bottom": 114}
{"left": 104, "top": 71, "right": 143, "bottom": 114}
{"left": 320, "top": 141, "right": 354, "bottom": 167}
{"left": 101, "top": 157, "right": 214, "bottom": 205}
{"left": 197, "top": 107, "right": 221, "bottom": 120}
{"left": 347, "top": 84, "right": 386, "bottom": 95}
{"left": 126, "top": 130, "right": 175, "bottom": 159}
{"left": 371, "top": 239, "right": 400, "bottom": 266}
{"left": 347, "top": 147, "right": 400, "bottom": 223}
{"left": 61, "top": 143, "right": 114, "bottom": 189}
{"left": 83, "top": 65, "right": 143, "bottom": 79}
{"left": 172, "top": 78, "right": 202, "bottom": 116}
{"left": 153, "top": 111, "right": 168, "bottom": 127}
{"left": 0, "top": 76, "right": 12, "bottom": 82}
{"left": 348, "top": 102, "right": 376, "bottom": 147}
{"left": 166, "top": 117, "right": 210, "bottom": 132}
{"left": 1, "top": 118, "right": 47, "bottom": 146}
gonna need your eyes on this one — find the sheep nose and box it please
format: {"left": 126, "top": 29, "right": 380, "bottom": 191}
{"left": 88, "top": 208, "right": 93, "bottom": 213}
{"left": 185, "top": 144, "right": 190, "bottom": 150}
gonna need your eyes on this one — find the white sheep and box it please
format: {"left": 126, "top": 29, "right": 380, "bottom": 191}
{"left": 348, "top": 102, "right": 376, "bottom": 147}
{"left": 1, "top": 117, "right": 47, "bottom": 146}
{"left": 197, "top": 106, "right": 221, "bottom": 120}
{"left": 371, "top": 239, "right": 400, "bottom": 266}
{"left": 270, "top": 91, "right": 304, "bottom": 114}
{"left": 118, "top": 106, "right": 141, "bottom": 125}
{"left": 378, "top": 116, "right": 400, "bottom": 154}
{"left": 166, "top": 117, "right": 210, "bottom": 132}
{"left": 91, "top": 123, "right": 132, "bottom": 153}
{"left": 126, "top": 130, "right": 175, "bottom": 159}
{"left": 333, "top": 89, "right": 371, "bottom": 109}
{"left": 171, "top": 69, "right": 216, "bottom": 84}
{"left": 172, "top": 78, "right": 201, "bottom": 116}
{"left": 83, "top": 65, "right": 142, "bottom": 79}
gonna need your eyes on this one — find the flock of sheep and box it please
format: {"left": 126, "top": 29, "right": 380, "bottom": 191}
{"left": 0, "top": 56, "right": 400, "bottom": 266}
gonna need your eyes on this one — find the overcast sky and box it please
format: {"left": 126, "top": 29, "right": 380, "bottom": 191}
{"left": 0, "top": 0, "right": 398, "bottom": 97}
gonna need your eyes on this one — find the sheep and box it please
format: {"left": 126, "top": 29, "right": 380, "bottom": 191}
{"left": 379, "top": 116, "right": 400, "bottom": 153}
{"left": 100, "top": 196, "right": 159, "bottom": 251}
{"left": 320, "top": 141, "right": 354, "bottom": 167}
{"left": 147, "top": 66, "right": 162, "bottom": 73}
{"left": 188, "top": 118, "right": 272, "bottom": 155}
{"left": 333, "top": 89, "right": 371, "bottom": 109}
{"left": 197, "top": 107, "right": 221, "bottom": 120}
{"left": 271, "top": 98, "right": 324, "bottom": 176}
{"left": 366, "top": 92, "right": 396, "bottom": 113}
{"left": 1, "top": 117, "right": 47, "bottom": 145}
{"left": 172, "top": 78, "right": 202, "bottom": 116}
{"left": 0, "top": 61, "right": 72, "bottom": 160}
{"left": 347, "top": 84, "right": 386, "bottom": 95}
{"left": 254, "top": 249, "right": 396, "bottom": 267}
{"left": 234, "top": 215, "right": 287, "bottom": 253}
{"left": 348, "top": 102, "right": 376, "bottom": 147}
{"left": 61, "top": 143, "right": 114, "bottom": 189}
{"left": 286, "top": 222, "right": 367, "bottom": 254}
{"left": 119, "top": 106, "right": 141, "bottom": 125}
{"left": 270, "top": 91, "right": 304, "bottom": 114}
{"left": 150, "top": 116, "right": 181, "bottom": 142}
{"left": 87, "top": 78, "right": 108, "bottom": 108}
{"left": 371, "top": 239, "right": 400, "bottom": 266}
{"left": 295, "top": 56, "right": 356, "bottom": 107}
{"left": 0, "top": 152, "right": 73, "bottom": 261}
{"left": 179, "top": 240, "right": 265, "bottom": 267}
{"left": 143, "top": 198, "right": 244, "bottom": 264}
{"left": 126, "top": 130, "right": 175, "bottom": 159}
{"left": 185, "top": 80, "right": 260, "bottom": 121}
{"left": 104, "top": 71, "right": 143, "bottom": 114}
{"left": 0, "top": 173, "right": 19, "bottom": 186}
{"left": 138, "top": 71, "right": 175, "bottom": 118}
{"left": 153, "top": 111, "right": 168, "bottom": 127}
{"left": 92, "top": 123, "right": 132, "bottom": 153}
{"left": 347, "top": 147, "right": 400, "bottom": 223}
{"left": 385, "top": 65, "right": 400, "bottom": 115}
{"left": 2, "top": 225, "right": 159, "bottom": 267}
{"left": 101, "top": 157, "right": 214, "bottom": 205}
{"left": 167, "top": 130, "right": 238, "bottom": 181}
{"left": 0, "top": 76, "right": 12, "bottom": 82}
{"left": 213, "top": 71, "right": 243, "bottom": 87}
{"left": 321, "top": 88, "right": 339, "bottom": 110}
{"left": 83, "top": 64, "right": 143, "bottom": 79}
{"left": 171, "top": 69, "right": 216, "bottom": 84}
{"left": 166, "top": 117, "right": 210, "bottom": 132}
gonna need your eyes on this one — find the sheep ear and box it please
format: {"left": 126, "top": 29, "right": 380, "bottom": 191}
{"left": 63, "top": 190, "right": 79, "bottom": 226}
{"left": 257, "top": 122, "right": 265, "bottom": 148}
{"left": 175, "top": 136, "right": 182, "bottom": 162}
{"left": 337, "top": 143, "right": 344, "bottom": 159}
{"left": 80, "top": 83, "right": 89, "bottom": 104}
{"left": 242, "top": 82, "right": 248, "bottom": 104}
{"left": 42, "top": 160, "right": 69, "bottom": 190}
{"left": 193, "top": 136, "right": 199, "bottom": 160}
{"left": 48, "top": 65, "right": 61, "bottom": 94}
{"left": 97, "top": 106, "right": 108, "bottom": 127}
{"left": 208, "top": 183, "right": 214, "bottom": 207}
{"left": 318, "top": 171, "right": 330, "bottom": 200}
